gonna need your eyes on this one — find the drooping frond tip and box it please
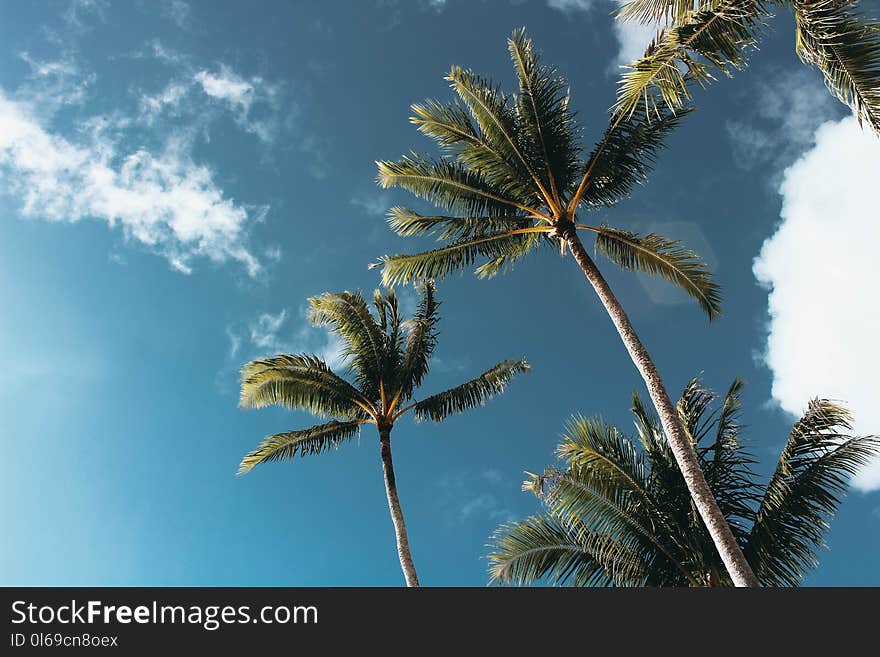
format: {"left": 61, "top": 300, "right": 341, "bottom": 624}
{"left": 591, "top": 225, "right": 722, "bottom": 320}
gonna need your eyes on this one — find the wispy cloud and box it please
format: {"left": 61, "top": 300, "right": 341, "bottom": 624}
{"left": 226, "top": 305, "right": 348, "bottom": 371}
{"left": 435, "top": 470, "right": 519, "bottom": 524}
{"left": 161, "top": 0, "right": 191, "bottom": 29}
{"left": 62, "top": 0, "right": 107, "bottom": 31}
{"left": 726, "top": 68, "right": 838, "bottom": 172}
{"left": 547, "top": 0, "right": 595, "bottom": 11}
{"left": 350, "top": 193, "right": 390, "bottom": 218}
{"left": 753, "top": 115, "right": 880, "bottom": 491}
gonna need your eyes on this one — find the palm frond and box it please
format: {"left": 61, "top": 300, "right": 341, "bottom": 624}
{"left": 530, "top": 462, "right": 692, "bottom": 585}
{"left": 618, "top": 0, "right": 717, "bottom": 25}
{"left": 613, "top": 0, "right": 770, "bottom": 120}
{"left": 376, "top": 154, "right": 535, "bottom": 217}
{"left": 239, "top": 354, "right": 367, "bottom": 419}
{"left": 386, "top": 206, "right": 531, "bottom": 241}
{"left": 573, "top": 102, "right": 690, "bottom": 209}
{"left": 395, "top": 280, "right": 441, "bottom": 403}
{"left": 591, "top": 225, "right": 722, "bottom": 320}
{"left": 745, "top": 400, "right": 880, "bottom": 586}
{"left": 635, "top": 391, "right": 717, "bottom": 578}
{"left": 237, "top": 419, "right": 364, "bottom": 475}
{"left": 308, "top": 291, "right": 387, "bottom": 397}
{"left": 488, "top": 515, "right": 635, "bottom": 586}
{"left": 413, "top": 358, "right": 530, "bottom": 422}
{"left": 374, "top": 288, "right": 404, "bottom": 382}
{"left": 794, "top": 0, "right": 880, "bottom": 134}
{"left": 446, "top": 64, "right": 551, "bottom": 201}
{"left": 373, "top": 228, "right": 547, "bottom": 286}
{"left": 508, "top": 27, "right": 581, "bottom": 199}
{"left": 410, "top": 99, "right": 541, "bottom": 203}
{"left": 684, "top": 378, "right": 759, "bottom": 542}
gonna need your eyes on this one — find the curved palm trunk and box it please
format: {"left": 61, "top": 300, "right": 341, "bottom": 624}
{"left": 378, "top": 427, "right": 420, "bottom": 587}
{"left": 563, "top": 229, "right": 759, "bottom": 588}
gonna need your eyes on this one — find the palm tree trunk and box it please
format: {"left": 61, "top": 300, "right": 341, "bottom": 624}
{"left": 563, "top": 229, "right": 759, "bottom": 587}
{"left": 378, "top": 427, "right": 420, "bottom": 587}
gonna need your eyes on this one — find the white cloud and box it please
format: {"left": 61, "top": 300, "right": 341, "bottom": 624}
{"left": 0, "top": 92, "right": 263, "bottom": 276}
{"left": 753, "top": 116, "right": 880, "bottom": 491}
{"left": 195, "top": 67, "right": 255, "bottom": 111}
{"left": 191, "top": 67, "right": 281, "bottom": 143}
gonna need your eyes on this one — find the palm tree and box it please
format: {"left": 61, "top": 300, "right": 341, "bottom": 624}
{"left": 237, "top": 282, "right": 529, "bottom": 587}
{"left": 489, "top": 378, "right": 880, "bottom": 586}
{"left": 373, "top": 29, "right": 758, "bottom": 585}
{"left": 614, "top": 0, "right": 880, "bottom": 135}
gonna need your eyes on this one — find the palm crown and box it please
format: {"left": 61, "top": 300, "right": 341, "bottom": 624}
{"left": 238, "top": 282, "right": 529, "bottom": 473}
{"left": 614, "top": 0, "right": 880, "bottom": 135}
{"left": 489, "top": 378, "right": 880, "bottom": 586}
{"left": 237, "top": 281, "right": 529, "bottom": 586}
{"left": 374, "top": 28, "right": 721, "bottom": 320}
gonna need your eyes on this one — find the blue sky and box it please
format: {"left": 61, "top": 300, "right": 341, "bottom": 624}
{"left": 1, "top": 0, "right": 879, "bottom": 586}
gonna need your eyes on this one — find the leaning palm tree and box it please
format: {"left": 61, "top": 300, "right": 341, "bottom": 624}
{"left": 614, "top": 0, "right": 880, "bottom": 135}
{"left": 373, "top": 29, "right": 758, "bottom": 585}
{"left": 237, "top": 282, "right": 529, "bottom": 587}
{"left": 489, "top": 378, "right": 879, "bottom": 586}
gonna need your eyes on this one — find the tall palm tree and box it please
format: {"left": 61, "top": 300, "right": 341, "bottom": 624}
{"left": 614, "top": 0, "right": 880, "bottom": 135}
{"left": 489, "top": 378, "right": 879, "bottom": 586}
{"left": 237, "top": 282, "right": 529, "bottom": 587}
{"left": 373, "top": 29, "right": 758, "bottom": 585}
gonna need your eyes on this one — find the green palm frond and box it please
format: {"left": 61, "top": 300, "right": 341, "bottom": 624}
{"left": 633, "top": 401, "right": 706, "bottom": 573}
{"left": 445, "top": 64, "right": 551, "bottom": 200}
{"left": 508, "top": 27, "right": 581, "bottom": 199}
{"left": 575, "top": 102, "right": 690, "bottom": 209}
{"left": 794, "top": 0, "right": 880, "bottom": 133}
{"left": 488, "top": 515, "right": 636, "bottom": 586}
{"left": 376, "top": 154, "right": 535, "bottom": 217}
{"left": 413, "top": 358, "right": 530, "bottom": 422}
{"left": 395, "top": 280, "right": 441, "bottom": 403}
{"left": 613, "top": 0, "right": 770, "bottom": 120}
{"left": 239, "top": 354, "right": 367, "bottom": 419}
{"left": 618, "top": 0, "right": 717, "bottom": 25}
{"left": 410, "top": 99, "right": 541, "bottom": 203}
{"left": 386, "top": 206, "right": 531, "bottom": 240}
{"left": 536, "top": 418, "right": 695, "bottom": 582}
{"left": 237, "top": 419, "right": 365, "bottom": 475}
{"left": 308, "top": 291, "right": 387, "bottom": 396}
{"left": 373, "top": 228, "right": 547, "bottom": 286}
{"left": 374, "top": 288, "right": 404, "bottom": 381}
{"left": 745, "top": 401, "right": 880, "bottom": 586}
{"left": 675, "top": 378, "right": 758, "bottom": 549}
{"left": 591, "top": 225, "right": 722, "bottom": 320}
